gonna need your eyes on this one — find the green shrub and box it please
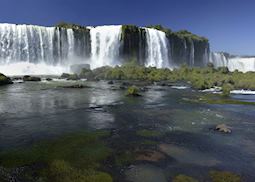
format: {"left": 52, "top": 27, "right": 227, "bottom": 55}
{"left": 222, "top": 83, "right": 234, "bottom": 97}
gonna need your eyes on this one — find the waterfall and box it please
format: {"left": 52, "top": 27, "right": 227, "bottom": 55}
{"left": 90, "top": 25, "right": 122, "bottom": 69}
{"left": 190, "top": 40, "right": 195, "bottom": 66}
{"left": 145, "top": 28, "right": 171, "bottom": 68}
{"left": 210, "top": 52, "right": 255, "bottom": 72}
{"left": 0, "top": 24, "right": 77, "bottom": 75}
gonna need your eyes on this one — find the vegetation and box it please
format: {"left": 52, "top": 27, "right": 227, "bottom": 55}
{"left": 209, "top": 171, "right": 241, "bottom": 182}
{"left": 79, "top": 63, "right": 255, "bottom": 91}
{"left": 55, "top": 22, "right": 89, "bottom": 31}
{"left": 0, "top": 131, "right": 113, "bottom": 182}
{"left": 175, "top": 30, "right": 208, "bottom": 42}
{"left": 147, "top": 25, "right": 208, "bottom": 42}
{"left": 173, "top": 174, "right": 198, "bottom": 182}
{"left": 136, "top": 129, "right": 162, "bottom": 137}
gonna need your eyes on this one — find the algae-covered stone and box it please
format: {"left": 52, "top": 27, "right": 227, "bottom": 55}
{"left": 173, "top": 174, "right": 198, "bottom": 182}
{"left": 209, "top": 171, "right": 241, "bottom": 182}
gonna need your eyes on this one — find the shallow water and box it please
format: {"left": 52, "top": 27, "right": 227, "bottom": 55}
{"left": 1, "top": 81, "right": 255, "bottom": 181}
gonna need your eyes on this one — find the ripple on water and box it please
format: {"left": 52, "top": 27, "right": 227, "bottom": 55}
{"left": 125, "top": 164, "right": 167, "bottom": 182}
{"left": 159, "top": 143, "right": 221, "bottom": 167}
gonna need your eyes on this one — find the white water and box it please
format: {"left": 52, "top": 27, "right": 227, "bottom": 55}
{"left": 0, "top": 23, "right": 76, "bottom": 75}
{"left": 0, "top": 24, "right": 123, "bottom": 75}
{"left": 145, "top": 28, "right": 171, "bottom": 68}
{"left": 231, "top": 89, "right": 255, "bottom": 95}
{"left": 210, "top": 52, "right": 255, "bottom": 72}
{"left": 90, "top": 25, "right": 122, "bottom": 69}
{"left": 0, "top": 62, "right": 68, "bottom": 76}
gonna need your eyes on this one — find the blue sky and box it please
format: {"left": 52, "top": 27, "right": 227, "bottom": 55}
{"left": 0, "top": 0, "right": 254, "bottom": 55}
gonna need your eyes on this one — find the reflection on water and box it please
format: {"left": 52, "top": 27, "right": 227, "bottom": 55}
{"left": 126, "top": 164, "right": 167, "bottom": 182}
{"left": 0, "top": 81, "right": 122, "bottom": 149}
{"left": 1, "top": 81, "right": 255, "bottom": 180}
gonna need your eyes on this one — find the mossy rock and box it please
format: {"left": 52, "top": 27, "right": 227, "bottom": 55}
{"left": 209, "top": 171, "right": 241, "bottom": 182}
{"left": 0, "top": 73, "right": 13, "bottom": 86}
{"left": 173, "top": 174, "right": 198, "bottom": 182}
{"left": 126, "top": 86, "right": 141, "bottom": 96}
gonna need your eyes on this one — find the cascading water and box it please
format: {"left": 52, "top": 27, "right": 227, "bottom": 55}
{"left": 90, "top": 25, "right": 122, "bottom": 69}
{"left": 190, "top": 40, "right": 195, "bottom": 66}
{"left": 210, "top": 52, "right": 255, "bottom": 72}
{"left": 0, "top": 24, "right": 76, "bottom": 75}
{"left": 145, "top": 28, "right": 171, "bottom": 68}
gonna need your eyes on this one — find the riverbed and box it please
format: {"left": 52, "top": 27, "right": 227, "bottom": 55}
{"left": 0, "top": 80, "right": 255, "bottom": 181}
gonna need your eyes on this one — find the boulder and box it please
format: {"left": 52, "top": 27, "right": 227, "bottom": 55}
{"left": 0, "top": 73, "right": 13, "bottom": 86}
{"left": 70, "top": 64, "right": 90, "bottom": 74}
{"left": 46, "top": 78, "right": 53, "bottom": 81}
{"left": 126, "top": 86, "right": 141, "bottom": 96}
{"left": 215, "top": 124, "right": 232, "bottom": 133}
{"left": 108, "top": 80, "right": 114, "bottom": 85}
{"left": 60, "top": 73, "right": 79, "bottom": 80}
{"left": 23, "top": 75, "right": 41, "bottom": 82}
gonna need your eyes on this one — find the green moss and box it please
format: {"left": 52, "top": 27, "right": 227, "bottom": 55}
{"left": 0, "top": 131, "right": 111, "bottom": 168}
{"left": 48, "top": 160, "right": 112, "bottom": 182}
{"left": 209, "top": 171, "right": 241, "bottom": 182}
{"left": 173, "top": 174, "right": 198, "bottom": 182}
{"left": 126, "top": 86, "right": 141, "bottom": 96}
{"left": 0, "top": 131, "right": 112, "bottom": 182}
{"left": 114, "top": 151, "right": 135, "bottom": 167}
{"left": 136, "top": 129, "right": 161, "bottom": 137}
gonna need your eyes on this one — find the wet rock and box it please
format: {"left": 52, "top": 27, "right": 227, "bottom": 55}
{"left": 215, "top": 124, "right": 232, "bottom": 133}
{"left": 121, "top": 81, "right": 131, "bottom": 86}
{"left": 0, "top": 73, "right": 13, "bottom": 86}
{"left": 60, "top": 84, "right": 87, "bottom": 89}
{"left": 60, "top": 73, "right": 79, "bottom": 80}
{"left": 108, "top": 80, "right": 114, "bottom": 85}
{"left": 23, "top": 75, "right": 41, "bottom": 82}
{"left": 46, "top": 78, "right": 53, "bottom": 81}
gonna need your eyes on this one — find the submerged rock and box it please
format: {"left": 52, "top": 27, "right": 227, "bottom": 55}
{"left": 23, "top": 75, "right": 41, "bottom": 82}
{"left": 60, "top": 84, "right": 87, "bottom": 89}
{"left": 135, "top": 150, "right": 166, "bottom": 162}
{"left": 215, "top": 124, "right": 232, "bottom": 133}
{"left": 46, "top": 78, "right": 53, "bottom": 81}
{"left": 108, "top": 80, "right": 114, "bottom": 85}
{"left": 0, "top": 73, "right": 13, "bottom": 86}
